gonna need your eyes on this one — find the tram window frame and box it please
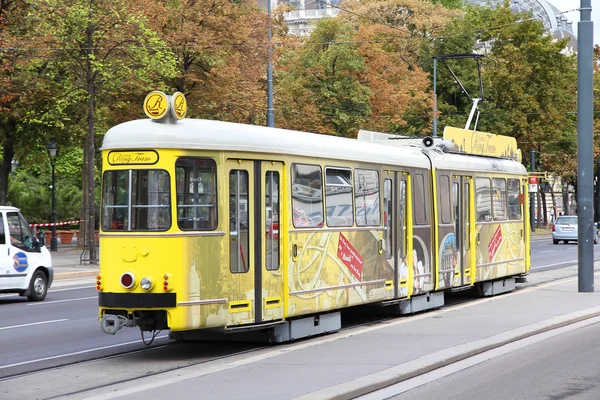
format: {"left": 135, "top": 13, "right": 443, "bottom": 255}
{"left": 507, "top": 178, "right": 522, "bottom": 220}
{"left": 230, "top": 169, "right": 250, "bottom": 274}
{"left": 325, "top": 167, "right": 353, "bottom": 227}
{"left": 291, "top": 163, "right": 324, "bottom": 228}
{"left": 475, "top": 177, "right": 493, "bottom": 222}
{"left": 175, "top": 158, "right": 218, "bottom": 231}
{"left": 492, "top": 178, "right": 507, "bottom": 221}
{"left": 102, "top": 169, "right": 171, "bottom": 232}
{"left": 354, "top": 169, "right": 380, "bottom": 227}
{"left": 439, "top": 175, "right": 452, "bottom": 224}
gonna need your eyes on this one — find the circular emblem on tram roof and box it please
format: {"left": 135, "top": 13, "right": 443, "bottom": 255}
{"left": 170, "top": 92, "right": 187, "bottom": 120}
{"left": 143, "top": 91, "right": 169, "bottom": 120}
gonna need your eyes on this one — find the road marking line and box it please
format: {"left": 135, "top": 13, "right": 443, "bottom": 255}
{"left": 50, "top": 286, "right": 96, "bottom": 293}
{"left": 0, "top": 319, "right": 68, "bottom": 331}
{"left": 26, "top": 296, "right": 97, "bottom": 306}
{"left": 0, "top": 335, "right": 169, "bottom": 370}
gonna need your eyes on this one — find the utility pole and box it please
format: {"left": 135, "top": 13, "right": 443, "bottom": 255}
{"left": 433, "top": 57, "right": 437, "bottom": 137}
{"left": 577, "top": 0, "right": 594, "bottom": 292}
{"left": 530, "top": 149, "right": 535, "bottom": 233}
{"left": 266, "top": 0, "right": 275, "bottom": 127}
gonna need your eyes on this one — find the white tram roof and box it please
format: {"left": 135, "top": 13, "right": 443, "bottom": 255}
{"left": 101, "top": 118, "right": 431, "bottom": 169}
{"left": 357, "top": 129, "right": 527, "bottom": 176}
{"left": 426, "top": 148, "right": 527, "bottom": 175}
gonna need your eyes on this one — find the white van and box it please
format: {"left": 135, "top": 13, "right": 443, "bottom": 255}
{"left": 0, "top": 206, "right": 53, "bottom": 301}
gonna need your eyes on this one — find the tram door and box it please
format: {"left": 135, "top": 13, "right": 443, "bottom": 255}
{"left": 452, "top": 176, "right": 472, "bottom": 287}
{"left": 227, "top": 159, "right": 283, "bottom": 325}
{"left": 383, "top": 171, "right": 409, "bottom": 298}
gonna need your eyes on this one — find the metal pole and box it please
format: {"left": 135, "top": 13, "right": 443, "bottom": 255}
{"left": 530, "top": 149, "right": 535, "bottom": 233}
{"left": 433, "top": 57, "right": 437, "bottom": 137}
{"left": 50, "top": 161, "right": 57, "bottom": 252}
{"left": 578, "top": 0, "right": 594, "bottom": 292}
{"left": 266, "top": 0, "right": 275, "bottom": 127}
{"left": 596, "top": 162, "right": 600, "bottom": 223}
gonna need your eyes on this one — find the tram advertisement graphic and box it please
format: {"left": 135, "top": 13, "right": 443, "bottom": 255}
{"left": 337, "top": 233, "right": 364, "bottom": 280}
{"left": 488, "top": 225, "right": 503, "bottom": 262}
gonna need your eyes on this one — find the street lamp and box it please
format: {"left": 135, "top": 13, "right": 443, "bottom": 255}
{"left": 46, "top": 139, "right": 58, "bottom": 252}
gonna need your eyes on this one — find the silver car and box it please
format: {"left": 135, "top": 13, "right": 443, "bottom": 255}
{"left": 552, "top": 216, "right": 599, "bottom": 244}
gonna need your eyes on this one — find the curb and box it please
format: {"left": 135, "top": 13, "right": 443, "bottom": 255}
{"left": 54, "top": 270, "right": 98, "bottom": 280}
{"left": 292, "top": 306, "right": 600, "bottom": 400}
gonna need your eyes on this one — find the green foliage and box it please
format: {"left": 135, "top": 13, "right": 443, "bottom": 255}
{"left": 7, "top": 169, "right": 81, "bottom": 224}
{"left": 430, "top": 3, "right": 577, "bottom": 176}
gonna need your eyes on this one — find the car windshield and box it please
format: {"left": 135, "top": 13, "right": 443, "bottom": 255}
{"left": 556, "top": 217, "right": 577, "bottom": 225}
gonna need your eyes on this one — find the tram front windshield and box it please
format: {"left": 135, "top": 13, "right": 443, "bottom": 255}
{"left": 102, "top": 169, "right": 171, "bottom": 231}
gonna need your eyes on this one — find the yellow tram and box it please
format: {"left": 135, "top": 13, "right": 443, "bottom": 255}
{"left": 98, "top": 92, "right": 529, "bottom": 342}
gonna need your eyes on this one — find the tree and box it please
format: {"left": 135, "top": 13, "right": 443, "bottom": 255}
{"left": 30, "top": 0, "right": 177, "bottom": 263}
{"left": 340, "top": 0, "right": 461, "bottom": 135}
{"left": 151, "top": 0, "right": 269, "bottom": 125}
{"left": 433, "top": 3, "right": 577, "bottom": 173}
{"left": 277, "top": 18, "right": 371, "bottom": 137}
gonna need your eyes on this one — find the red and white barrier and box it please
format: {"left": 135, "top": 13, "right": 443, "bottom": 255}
{"left": 30, "top": 219, "right": 81, "bottom": 228}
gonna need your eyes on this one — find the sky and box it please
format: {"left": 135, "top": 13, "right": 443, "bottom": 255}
{"left": 548, "top": 0, "right": 600, "bottom": 46}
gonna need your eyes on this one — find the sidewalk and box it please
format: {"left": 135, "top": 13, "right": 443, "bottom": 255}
{"left": 48, "top": 240, "right": 99, "bottom": 281}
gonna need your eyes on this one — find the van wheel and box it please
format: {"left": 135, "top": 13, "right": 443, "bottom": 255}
{"left": 27, "top": 270, "right": 48, "bottom": 301}
{"left": 553, "top": 239, "right": 559, "bottom": 244}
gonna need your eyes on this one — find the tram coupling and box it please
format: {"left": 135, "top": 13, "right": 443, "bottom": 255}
{"left": 100, "top": 314, "right": 134, "bottom": 335}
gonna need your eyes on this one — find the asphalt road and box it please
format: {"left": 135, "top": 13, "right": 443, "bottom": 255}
{"left": 530, "top": 235, "right": 600, "bottom": 271}
{"left": 0, "top": 238, "right": 592, "bottom": 380}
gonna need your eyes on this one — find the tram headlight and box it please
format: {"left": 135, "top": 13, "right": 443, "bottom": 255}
{"left": 140, "top": 277, "right": 153, "bottom": 291}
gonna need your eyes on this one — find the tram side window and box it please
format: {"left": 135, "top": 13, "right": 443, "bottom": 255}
{"left": 492, "top": 178, "right": 507, "bottom": 220}
{"left": 398, "top": 179, "right": 407, "bottom": 257}
{"left": 355, "top": 169, "right": 380, "bottom": 226}
{"left": 476, "top": 177, "right": 492, "bottom": 222}
{"left": 176, "top": 158, "right": 217, "bottom": 230}
{"left": 383, "top": 179, "right": 392, "bottom": 259}
{"left": 413, "top": 174, "right": 427, "bottom": 225}
{"left": 230, "top": 170, "right": 249, "bottom": 273}
{"left": 439, "top": 175, "right": 452, "bottom": 224}
{"left": 325, "top": 168, "right": 353, "bottom": 227}
{"left": 292, "top": 164, "right": 323, "bottom": 228}
{"left": 265, "top": 171, "right": 280, "bottom": 271}
{"left": 102, "top": 169, "right": 170, "bottom": 231}
{"left": 507, "top": 178, "right": 522, "bottom": 220}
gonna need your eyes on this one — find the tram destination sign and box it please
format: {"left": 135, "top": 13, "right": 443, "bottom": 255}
{"left": 108, "top": 150, "right": 159, "bottom": 165}
{"left": 443, "top": 126, "right": 521, "bottom": 161}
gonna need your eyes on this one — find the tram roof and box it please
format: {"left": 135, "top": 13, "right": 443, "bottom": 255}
{"left": 426, "top": 149, "right": 527, "bottom": 175}
{"left": 101, "top": 118, "right": 431, "bottom": 168}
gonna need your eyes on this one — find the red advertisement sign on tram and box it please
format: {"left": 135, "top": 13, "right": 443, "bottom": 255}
{"left": 337, "top": 233, "right": 364, "bottom": 281}
{"left": 488, "top": 225, "right": 503, "bottom": 262}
